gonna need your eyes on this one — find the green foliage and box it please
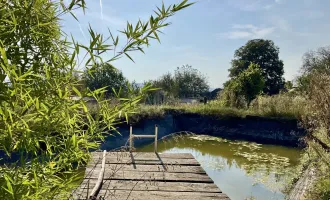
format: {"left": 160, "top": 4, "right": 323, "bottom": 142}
{"left": 301, "top": 46, "right": 330, "bottom": 75}
{"left": 309, "top": 174, "right": 330, "bottom": 200}
{"left": 284, "top": 81, "right": 293, "bottom": 90}
{"left": 295, "top": 74, "right": 310, "bottom": 93}
{"left": 229, "top": 39, "right": 285, "bottom": 95}
{"left": 0, "top": 0, "right": 193, "bottom": 199}
{"left": 302, "top": 72, "right": 330, "bottom": 157}
{"left": 134, "top": 104, "right": 247, "bottom": 120}
{"left": 249, "top": 93, "right": 306, "bottom": 120}
{"left": 175, "top": 65, "right": 210, "bottom": 98}
{"left": 128, "top": 93, "right": 308, "bottom": 125}
{"left": 297, "top": 46, "right": 330, "bottom": 199}
{"left": 295, "top": 46, "right": 330, "bottom": 93}
{"left": 220, "top": 63, "right": 265, "bottom": 108}
{"left": 84, "top": 63, "right": 130, "bottom": 97}
{"left": 152, "top": 64, "right": 209, "bottom": 100}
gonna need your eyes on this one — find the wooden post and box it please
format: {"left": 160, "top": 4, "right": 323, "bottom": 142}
{"left": 154, "top": 125, "right": 158, "bottom": 152}
{"left": 129, "top": 125, "right": 133, "bottom": 152}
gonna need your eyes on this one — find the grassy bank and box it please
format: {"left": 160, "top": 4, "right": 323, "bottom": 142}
{"left": 129, "top": 93, "right": 306, "bottom": 123}
{"left": 133, "top": 104, "right": 247, "bottom": 119}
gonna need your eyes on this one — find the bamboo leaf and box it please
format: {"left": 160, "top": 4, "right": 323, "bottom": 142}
{"left": 125, "top": 53, "right": 135, "bottom": 63}
{"left": 72, "top": 86, "right": 82, "bottom": 97}
{"left": 35, "top": 98, "right": 39, "bottom": 110}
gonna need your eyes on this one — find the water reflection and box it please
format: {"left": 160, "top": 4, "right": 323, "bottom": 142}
{"left": 138, "top": 134, "right": 301, "bottom": 200}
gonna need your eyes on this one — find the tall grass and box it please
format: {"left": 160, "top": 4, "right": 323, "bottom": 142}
{"left": 249, "top": 93, "right": 307, "bottom": 119}
{"left": 137, "top": 104, "right": 246, "bottom": 118}
{"left": 131, "top": 93, "right": 306, "bottom": 121}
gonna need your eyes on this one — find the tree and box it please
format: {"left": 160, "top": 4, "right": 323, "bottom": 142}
{"left": 152, "top": 72, "right": 179, "bottom": 97}
{"left": 174, "top": 65, "right": 209, "bottom": 98}
{"left": 84, "top": 63, "right": 129, "bottom": 97}
{"left": 296, "top": 46, "right": 330, "bottom": 93}
{"left": 302, "top": 46, "right": 330, "bottom": 74}
{"left": 0, "top": 0, "right": 193, "bottom": 199}
{"left": 152, "top": 65, "right": 209, "bottom": 99}
{"left": 229, "top": 39, "right": 284, "bottom": 95}
{"left": 220, "top": 63, "right": 264, "bottom": 107}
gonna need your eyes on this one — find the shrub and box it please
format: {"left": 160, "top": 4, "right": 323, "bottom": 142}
{"left": 219, "top": 63, "right": 264, "bottom": 108}
{"left": 298, "top": 48, "right": 330, "bottom": 199}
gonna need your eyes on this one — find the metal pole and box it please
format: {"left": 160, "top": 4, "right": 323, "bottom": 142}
{"left": 154, "top": 125, "right": 158, "bottom": 152}
{"left": 129, "top": 125, "right": 133, "bottom": 152}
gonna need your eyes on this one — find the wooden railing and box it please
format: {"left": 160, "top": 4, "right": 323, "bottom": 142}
{"left": 129, "top": 125, "right": 158, "bottom": 152}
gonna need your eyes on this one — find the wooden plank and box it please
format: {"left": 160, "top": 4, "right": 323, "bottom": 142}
{"left": 84, "top": 170, "right": 213, "bottom": 183}
{"left": 90, "top": 157, "right": 199, "bottom": 166}
{"left": 74, "top": 190, "right": 230, "bottom": 200}
{"left": 86, "top": 164, "right": 206, "bottom": 174}
{"left": 91, "top": 152, "right": 195, "bottom": 159}
{"left": 77, "top": 152, "right": 231, "bottom": 199}
{"left": 79, "top": 180, "right": 222, "bottom": 193}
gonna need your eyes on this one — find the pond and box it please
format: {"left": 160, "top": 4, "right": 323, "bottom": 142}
{"left": 138, "top": 134, "right": 302, "bottom": 200}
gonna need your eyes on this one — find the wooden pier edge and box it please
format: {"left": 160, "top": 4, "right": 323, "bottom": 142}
{"left": 75, "top": 152, "right": 230, "bottom": 200}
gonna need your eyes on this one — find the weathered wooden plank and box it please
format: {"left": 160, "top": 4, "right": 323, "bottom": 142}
{"left": 74, "top": 190, "right": 230, "bottom": 200}
{"left": 77, "top": 152, "right": 230, "bottom": 199}
{"left": 86, "top": 164, "right": 206, "bottom": 174}
{"left": 90, "top": 157, "right": 200, "bottom": 166}
{"left": 89, "top": 152, "right": 198, "bottom": 166}
{"left": 84, "top": 170, "right": 213, "bottom": 183}
{"left": 79, "top": 180, "right": 222, "bottom": 193}
{"left": 91, "top": 152, "right": 195, "bottom": 159}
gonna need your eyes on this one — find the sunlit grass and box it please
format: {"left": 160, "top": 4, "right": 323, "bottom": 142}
{"left": 131, "top": 97, "right": 304, "bottom": 122}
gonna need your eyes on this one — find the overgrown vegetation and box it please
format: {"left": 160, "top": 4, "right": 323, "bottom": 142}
{"left": 146, "top": 64, "right": 210, "bottom": 104}
{"left": 298, "top": 47, "right": 330, "bottom": 199}
{"left": 229, "top": 39, "right": 285, "bottom": 95}
{"left": 0, "top": 0, "right": 193, "bottom": 199}
{"left": 249, "top": 93, "right": 306, "bottom": 120}
{"left": 83, "top": 63, "right": 139, "bottom": 98}
{"left": 219, "top": 63, "right": 265, "bottom": 108}
{"left": 128, "top": 98, "right": 303, "bottom": 123}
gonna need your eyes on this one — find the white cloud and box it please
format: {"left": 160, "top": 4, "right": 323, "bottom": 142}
{"left": 220, "top": 24, "right": 275, "bottom": 39}
{"left": 275, "top": 0, "right": 284, "bottom": 4}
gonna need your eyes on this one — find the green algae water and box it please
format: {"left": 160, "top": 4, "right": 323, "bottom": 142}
{"left": 138, "top": 134, "right": 302, "bottom": 200}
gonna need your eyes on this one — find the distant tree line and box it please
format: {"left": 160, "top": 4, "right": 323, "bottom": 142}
{"left": 151, "top": 65, "right": 209, "bottom": 98}
{"left": 82, "top": 39, "right": 330, "bottom": 109}
{"left": 143, "top": 65, "right": 210, "bottom": 104}
{"left": 79, "top": 64, "right": 210, "bottom": 104}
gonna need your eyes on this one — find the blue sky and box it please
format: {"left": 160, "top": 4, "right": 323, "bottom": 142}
{"left": 62, "top": 0, "right": 330, "bottom": 88}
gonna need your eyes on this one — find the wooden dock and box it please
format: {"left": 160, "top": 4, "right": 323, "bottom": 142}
{"left": 72, "top": 151, "right": 230, "bottom": 200}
